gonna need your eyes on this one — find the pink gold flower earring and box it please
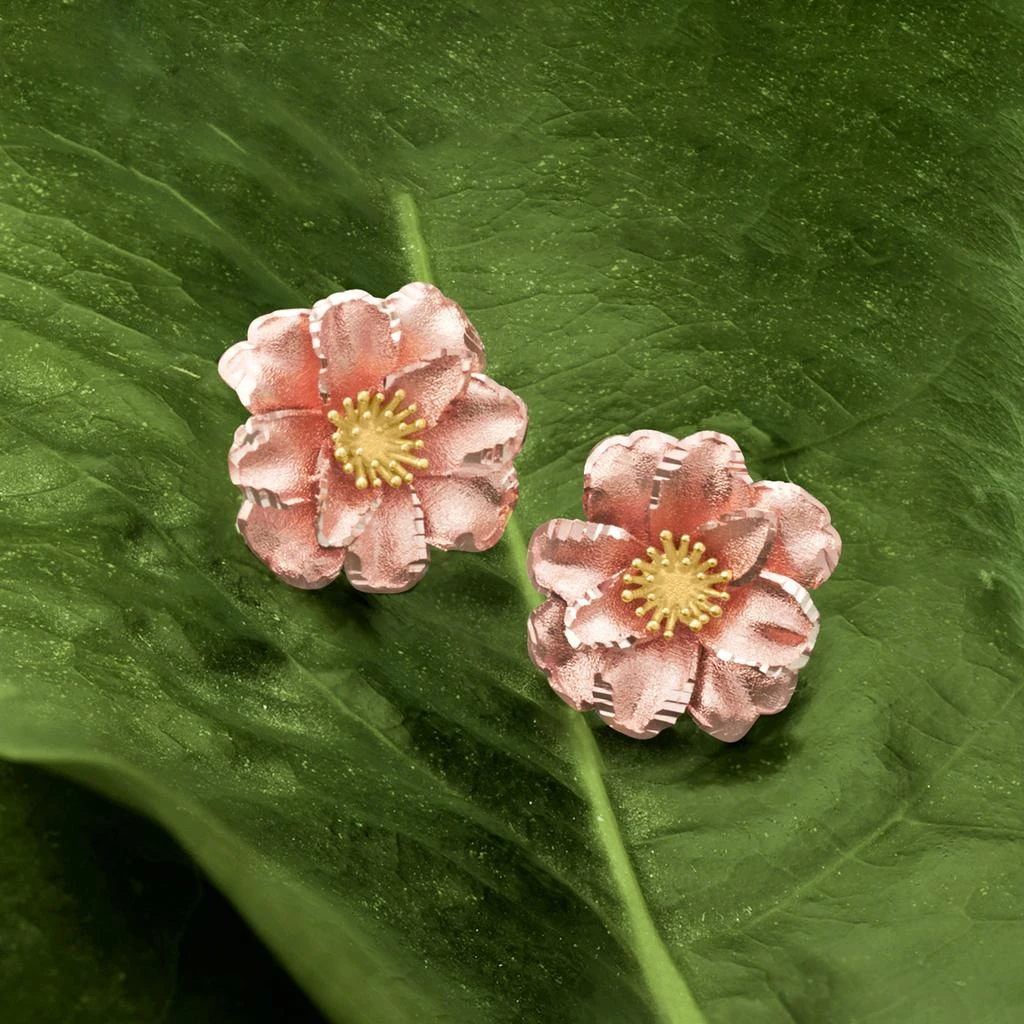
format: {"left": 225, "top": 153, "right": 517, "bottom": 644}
{"left": 526, "top": 430, "right": 841, "bottom": 741}
{"left": 219, "top": 282, "right": 528, "bottom": 593}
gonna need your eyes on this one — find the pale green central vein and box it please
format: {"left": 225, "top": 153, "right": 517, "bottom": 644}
{"left": 394, "top": 192, "right": 434, "bottom": 283}
{"left": 393, "top": 191, "right": 706, "bottom": 1024}
{"left": 503, "top": 515, "right": 705, "bottom": 1024}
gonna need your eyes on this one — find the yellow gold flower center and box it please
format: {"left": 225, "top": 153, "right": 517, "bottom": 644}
{"left": 621, "top": 530, "right": 733, "bottom": 637}
{"left": 327, "top": 388, "right": 428, "bottom": 490}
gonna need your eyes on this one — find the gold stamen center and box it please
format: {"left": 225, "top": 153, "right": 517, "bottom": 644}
{"left": 327, "top": 388, "right": 428, "bottom": 490}
{"left": 621, "top": 530, "right": 733, "bottom": 637}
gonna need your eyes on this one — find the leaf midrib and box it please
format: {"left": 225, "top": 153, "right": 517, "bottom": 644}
{"left": 504, "top": 512, "right": 706, "bottom": 1024}
{"left": 395, "top": 190, "right": 707, "bottom": 1024}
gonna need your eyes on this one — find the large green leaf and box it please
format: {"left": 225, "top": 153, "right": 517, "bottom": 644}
{"left": 2, "top": 1, "right": 1022, "bottom": 1021}
{"left": 0, "top": 764, "right": 325, "bottom": 1024}
{"left": 0, "top": 763, "right": 198, "bottom": 1023}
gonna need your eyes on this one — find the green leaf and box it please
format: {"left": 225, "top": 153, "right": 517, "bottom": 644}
{"left": 0, "top": 764, "right": 326, "bottom": 1024}
{"left": 2, "top": 2, "right": 1023, "bottom": 1022}
{"left": 0, "top": 763, "right": 198, "bottom": 1023}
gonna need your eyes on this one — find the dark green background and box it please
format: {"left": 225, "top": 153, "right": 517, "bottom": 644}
{"left": 1, "top": 2, "right": 1022, "bottom": 1022}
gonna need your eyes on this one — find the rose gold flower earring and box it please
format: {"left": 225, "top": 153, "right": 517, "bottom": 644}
{"left": 218, "top": 282, "right": 528, "bottom": 593}
{"left": 526, "top": 430, "right": 841, "bottom": 742}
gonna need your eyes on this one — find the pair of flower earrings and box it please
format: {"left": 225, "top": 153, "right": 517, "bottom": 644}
{"left": 220, "top": 282, "right": 841, "bottom": 743}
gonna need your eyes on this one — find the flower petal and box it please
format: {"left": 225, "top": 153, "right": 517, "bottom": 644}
{"left": 384, "top": 350, "right": 471, "bottom": 428}
{"left": 315, "top": 449, "right": 382, "bottom": 548}
{"left": 564, "top": 573, "right": 651, "bottom": 650}
{"left": 583, "top": 429, "right": 676, "bottom": 538}
{"left": 527, "top": 598, "right": 603, "bottom": 711}
{"left": 236, "top": 500, "right": 345, "bottom": 589}
{"left": 218, "top": 309, "right": 321, "bottom": 414}
{"left": 228, "top": 410, "right": 324, "bottom": 507}
{"left": 649, "top": 431, "right": 755, "bottom": 540}
{"left": 344, "top": 487, "right": 430, "bottom": 593}
{"left": 593, "top": 635, "right": 700, "bottom": 739}
{"left": 424, "top": 373, "right": 528, "bottom": 476}
{"left": 754, "top": 479, "right": 841, "bottom": 589}
{"left": 688, "top": 653, "right": 797, "bottom": 742}
{"left": 385, "top": 281, "right": 486, "bottom": 371}
{"left": 527, "top": 518, "right": 641, "bottom": 603}
{"left": 697, "top": 508, "right": 776, "bottom": 585}
{"left": 699, "top": 571, "right": 819, "bottom": 672}
{"left": 310, "top": 290, "right": 400, "bottom": 405}
{"left": 415, "top": 466, "right": 518, "bottom": 552}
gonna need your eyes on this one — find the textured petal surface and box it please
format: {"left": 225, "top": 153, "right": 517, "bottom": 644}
{"left": 315, "top": 450, "right": 382, "bottom": 549}
{"left": 564, "top": 574, "right": 651, "bottom": 650}
{"left": 236, "top": 500, "right": 345, "bottom": 590}
{"left": 593, "top": 636, "right": 700, "bottom": 739}
{"left": 527, "top": 518, "right": 641, "bottom": 603}
{"left": 384, "top": 350, "right": 471, "bottom": 428}
{"left": 310, "top": 290, "right": 400, "bottom": 405}
{"left": 385, "top": 281, "right": 486, "bottom": 371}
{"left": 218, "top": 309, "right": 321, "bottom": 414}
{"left": 697, "top": 508, "right": 776, "bottom": 585}
{"left": 754, "top": 479, "right": 842, "bottom": 589}
{"left": 650, "top": 431, "right": 755, "bottom": 539}
{"left": 415, "top": 467, "right": 517, "bottom": 552}
{"left": 228, "top": 410, "right": 324, "bottom": 507}
{"left": 527, "top": 599, "right": 603, "bottom": 711}
{"left": 688, "top": 654, "right": 798, "bottom": 742}
{"left": 344, "top": 487, "right": 429, "bottom": 593}
{"left": 424, "top": 373, "right": 528, "bottom": 475}
{"left": 700, "top": 571, "right": 820, "bottom": 672}
{"left": 582, "top": 429, "right": 676, "bottom": 538}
